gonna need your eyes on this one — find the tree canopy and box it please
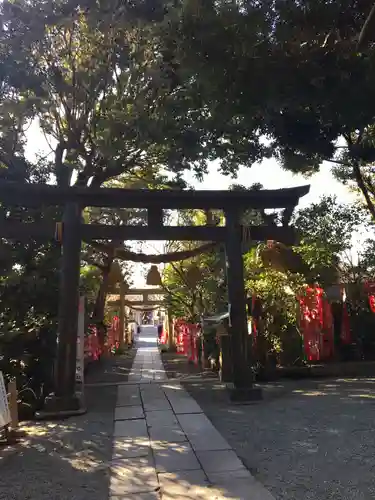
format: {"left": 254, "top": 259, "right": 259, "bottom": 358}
{"left": 0, "top": 0, "right": 255, "bottom": 186}
{"left": 165, "top": 0, "right": 375, "bottom": 215}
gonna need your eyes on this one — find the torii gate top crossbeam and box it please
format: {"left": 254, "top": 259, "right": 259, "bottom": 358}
{"left": 108, "top": 287, "right": 167, "bottom": 295}
{"left": 0, "top": 182, "right": 310, "bottom": 209}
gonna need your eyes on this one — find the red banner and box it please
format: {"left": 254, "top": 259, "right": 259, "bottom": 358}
{"left": 174, "top": 319, "right": 200, "bottom": 365}
{"left": 299, "top": 286, "right": 334, "bottom": 362}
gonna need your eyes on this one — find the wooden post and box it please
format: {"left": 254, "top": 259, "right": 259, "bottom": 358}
{"left": 8, "top": 380, "right": 18, "bottom": 429}
{"left": 224, "top": 209, "right": 262, "bottom": 401}
{"left": 39, "top": 202, "right": 85, "bottom": 417}
{"left": 124, "top": 305, "right": 130, "bottom": 345}
{"left": 167, "top": 310, "right": 175, "bottom": 350}
{"left": 119, "top": 282, "right": 125, "bottom": 348}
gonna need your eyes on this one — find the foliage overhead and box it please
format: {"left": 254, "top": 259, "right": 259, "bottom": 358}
{"left": 165, "top": 0, "right": 375, "bottom": 215}
{"left": 293, "top": 195, "right": 366, "bottom": 284}
{"left": 0, "top": 0, "right": 257, "bottom": 186}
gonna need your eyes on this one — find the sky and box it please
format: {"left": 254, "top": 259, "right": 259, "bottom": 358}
{"left": 184, "top": 159, "right": 355, "bottom": 208}
{"left": 24, "top": 122, "right": 358, "bottom": 287}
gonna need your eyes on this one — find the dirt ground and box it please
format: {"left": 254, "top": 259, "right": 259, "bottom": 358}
{"left": 0, "top": 351, "right": 137, "bottom": 500}
{"left": 160, "top": 350, "right": 217, "bottom": 380}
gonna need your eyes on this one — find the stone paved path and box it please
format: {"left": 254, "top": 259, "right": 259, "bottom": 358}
{"left": 109, "top": 325, "right": 275, "bottom": 499}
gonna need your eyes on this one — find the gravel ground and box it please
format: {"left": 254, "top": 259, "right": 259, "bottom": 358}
{"left": 0, "top": 353, "right": 136, "bottom": 500}
{"left": 85, "top": 349, "right": 137, "bottom": 385}
{"left": 183, "top": 377, "right": 375, "bottom": 500}
{"left": 160, "top": 350, "right": 216, "bottom": 380}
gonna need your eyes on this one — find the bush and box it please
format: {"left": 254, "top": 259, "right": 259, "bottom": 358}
{"left": 0, "top": 326, "right": 56, "bottom": 417}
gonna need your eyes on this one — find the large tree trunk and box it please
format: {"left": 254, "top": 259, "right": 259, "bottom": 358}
{"left": 92, "top": 257, "right": 113, "bottom": 350}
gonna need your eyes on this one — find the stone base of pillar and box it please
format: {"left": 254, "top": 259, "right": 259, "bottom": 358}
{"left": 35, "top": 392, "right": 87, "bottom": 420}
{"left": 227, "top": 384, "right": 263, "bottom": 403}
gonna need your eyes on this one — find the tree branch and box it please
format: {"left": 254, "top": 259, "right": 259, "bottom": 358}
{"left": 358, "top": 1, "right": 375, "bottom": 51}
{"left": 84, "top": 256, "right": 107, "bottom": 271}
{"left": 90, "top": 150, "right": 142, "bottom": 187}
{"left": 352, "top": 161, "right": 375, "bottom": 220}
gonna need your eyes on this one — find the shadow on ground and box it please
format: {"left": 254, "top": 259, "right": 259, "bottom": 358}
{"left": 160, "top": 351, "right": 217, "bottom": 380}
{"left": 0, "top": 385, "right": 116, "bottom": 500}
{"left": 85, "top": 349, "right": 137, "bottom": 386}
{"left": 183, "top": 377, "right": 375, "bottom": 500}
{"left": 0, "top": 353, "right": 137, "bottom": 500}
{"left": 111, "top": 382, "right": 273, "bottom": 499}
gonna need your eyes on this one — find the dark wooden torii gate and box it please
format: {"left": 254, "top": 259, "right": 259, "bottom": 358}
{"left": 108, "top": 287, "right": 166, "bottom": 308}
{"left": 107, "top": 287, "right": 167, "bottom": 344}
{"left": 0, "top": 181, "right": 309, "bottom": 416}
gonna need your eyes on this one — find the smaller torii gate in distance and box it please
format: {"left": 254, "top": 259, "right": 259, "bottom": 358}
{"left": 107, "top": 286, "right": 167, "bottom": 343}
{"left": 0, "top": 181, "right": 310, "bottom": 416}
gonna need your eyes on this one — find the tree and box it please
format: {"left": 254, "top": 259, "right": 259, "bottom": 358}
{"left": 293, "top": 195, "right": 366, "bottom": 285}
{"left": 0, "top": 0, "right": 225, "bottom": 360}
{"left": 0, "top": 0, "right": 234, "bottom": 187}
{"left": 162, "top": 209, "right": 226, "bottom": 321}
{"left": 1, "top": 0, "right": 247, "bottom": 335}
{"left": 245, "top": 248, "right": 305, "bottom": 368}
{"left": 245, "top": 195, "right": 365, "bottom": 367}
{"left": 167, "top": 0, "right": 375, "bottom": 217}
{"left": 0, "top": 158, "right": 61, "bottom": 401}
{"left": 0, "top": 0, "right": 188, "bottom": 401}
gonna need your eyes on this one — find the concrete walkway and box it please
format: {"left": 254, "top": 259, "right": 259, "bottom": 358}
{"left": 109, "top": 326, "right": 275, "bottom": 499}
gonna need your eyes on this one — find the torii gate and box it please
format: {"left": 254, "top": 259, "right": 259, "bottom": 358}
{"left": 0, "top": 181, "right": 309, "bottom": 415}
{"left": 107, "top": 286, "right": 167, "bottom": 343}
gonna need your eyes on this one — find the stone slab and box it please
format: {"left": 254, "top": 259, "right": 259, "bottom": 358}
{"left": 115, "top": 406, "right": 144, "bottom": 421}
{"left": 114, "top": 418, "right": 148, "bottom": 438}
{"left": 112, "top": 437, "right": 151, "bottom": 459}
{"left": 141, "top": 387, "right": 167, "bottom": 396}
{"left": 177, "top": 413, "right": 231, "bottom": 451}
{"left": 141, "top": 385, "right": 165, "bottom": 394}
{"left": 211, "top": 480, "right": 276, "bottom": 500}
{"left": 149, "top": 425, "right": 187, "bottom": 444}
{"left": 117, "top": 385, "right": 141, "bottom": 395}
{"left": 110, "top": 456, "right": 158, "bottom": 495}
{"left": 158, "top": 470, "right": 213, "bottom": 500}
{"left": 145, "top": 410, "right": 178, "bottom": 427}
{"left": 116, "top": 387, "right": 141, "bottom": 407}
{"left": 143, "top": 399, "right": 171, "bottom": 411}
{"left": 130, "top": 364, "right": 144, "bottom": 370}
{"left": 153, "top": 441, "right": 201, "bottom": 472}
{"left": 110, "top": 493, "right": 160, "bottom": 500}
{"left": 177, "top": 413, "right": 223, "bottom": 435}
{"left": 176, "top": 411, "right": 212, "bottom": 432}
{"left": 189, "top": 434, "right": 231, "bottom": 452}
{"left": 207, "top": 469, "right": 255, "bottom": 482}
{"left": 162, "top": 384, "right": 187, "bottom": 398}
{"left": 168, "top": 399, "right": 203, "bottom": 414}
{"left": 141, "top": 387, "right": 167, "bottom": 397}
{"left": 141, "top": 389, "right": 168, "bottom": 398}
{"left": 163, "top": 385, "right": 203, "bottom": 413}
{"left": 197, "top": 449, "right": 246, "bottom": 473}
{"left": 207, "top": 470, "right": 276, "bottom": 500}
